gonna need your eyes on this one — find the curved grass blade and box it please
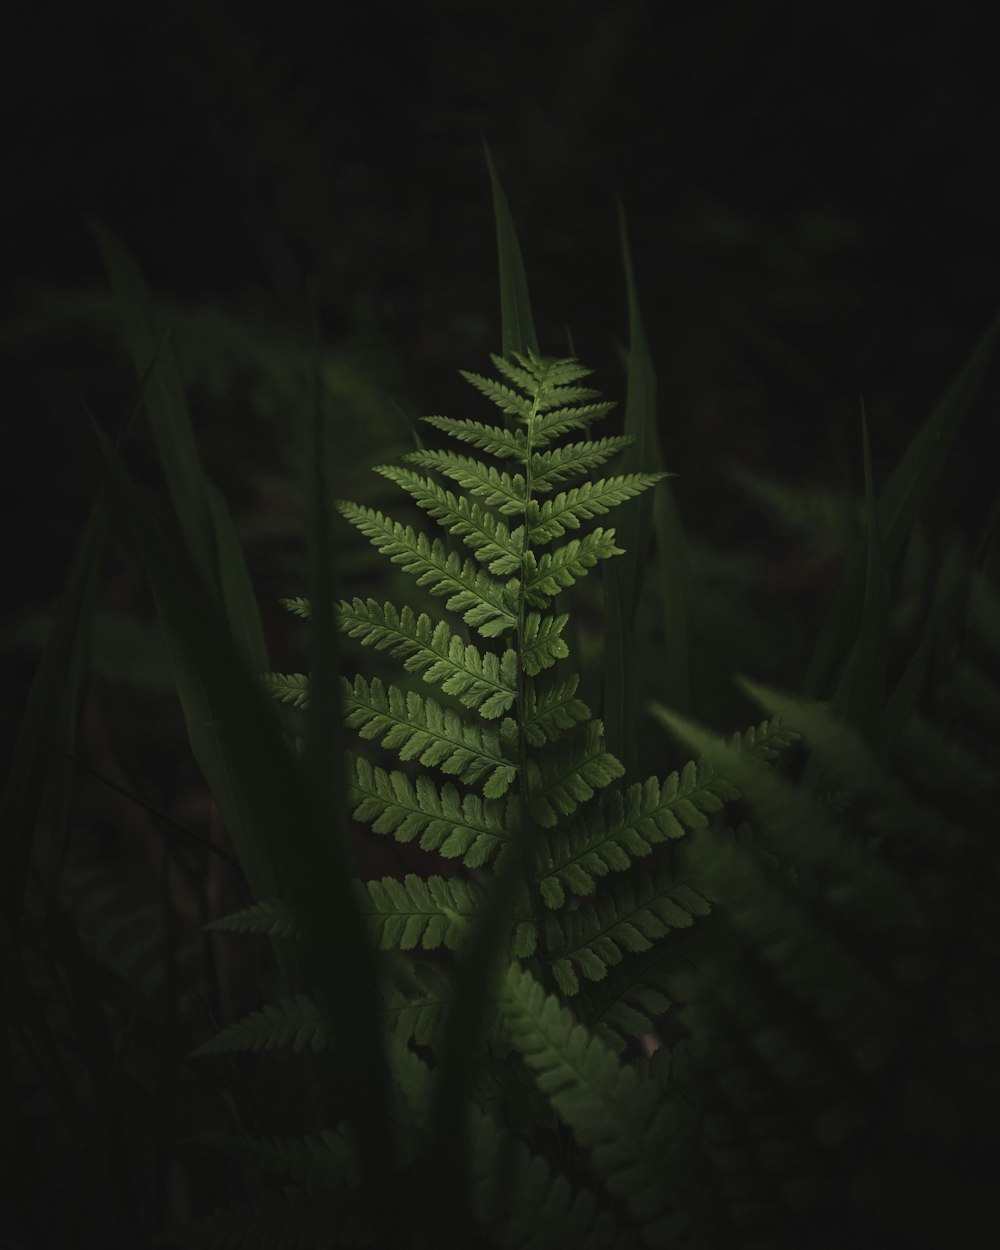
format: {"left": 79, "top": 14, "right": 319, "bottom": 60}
{"left": 603, "top": 205, "right": 683, "bottom": 767}
{"left": 877, "top": 310, "right": 1000, "bottom": 564}
{"left": 483, "top": 140, "right": 539, "bottom": 360}
{"left": 803, "top": 312, "right": 1000, "bottom": 699}
{"left": 95, "top": 223, "right": 272, "bottom": 683}
{"left": 92, "top": 223, "right": 217, "bottom": 596}
{"left": 826, "top": 400, "right": 888, "bottom": 757}
{"left": 204, "top": 479, "right": 270, "bottom": 675}
{"left": 90, "top": 416, "right": 399, "bottom": 1232}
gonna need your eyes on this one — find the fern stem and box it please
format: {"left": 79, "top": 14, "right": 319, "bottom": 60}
{"left": 516, "top": 374, "right": 548, "bottom": 982}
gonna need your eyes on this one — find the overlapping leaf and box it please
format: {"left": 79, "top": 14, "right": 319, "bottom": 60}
{"left": 349, "top": 756, "right": 512, "bottom": 869}
{"left": 528, "top": 474, "right": 667, "bottom": 543}
{"left": 337, "top": 599, "right": 517, "bottom": 718}
{"left": 525, "top": 721, "right": 624, "bottom": 828}
{"left": 336, "top": 502, "right": 516, "bottom": 636}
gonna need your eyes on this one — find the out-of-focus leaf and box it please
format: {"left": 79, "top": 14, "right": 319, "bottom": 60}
{"left": 483, "top": 140, "right": 539, "bottom": 360}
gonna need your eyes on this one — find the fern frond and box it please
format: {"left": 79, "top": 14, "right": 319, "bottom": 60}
{"left": 401, "top": 448, "right": 528, "bottom": 511}
{"left": 575, "top": 947, "right": 679, "bottom": 1042}
{"left": 349, "top": 756, "right": 512, "bottom": 869}
{"left": 523, "top": 529, "right": 624, "bottom": 604}
{"left": 191, "top": 995, "right": 331, "bottom": 1056}
{"left": 723, "top": 714, "right": 802, "bottom": 761}
{"left": 338, "top": 600, "right": 517, "bottom": 718}
{"left": 529, "top": 436, "right": 636, "bottom": 491}
{"left": 204, "top": 898, "right": 296, "bottom": 938}
{"left": 491, "top": 351, "right": 602, "bottom": 399}
{"left": 531, "top": 401, "right": 618, "bottom": 447}
{"left": 382, "top": 961, "right": 454, "bottom": 1046}
{"left": 258, "top": 671, "right": 310, "bottom": 709}
{"left": 497, "top": 963, "right": 689, "bottom": 1226}
{"left": 520, "top": 612, "right": 570, "bottom": 677}
{"left": 422, "top": 414, "right": 527, "bottom": 460}
{"left": 457, "top": 352, "right": 616, "bottom": 449}
{"left": 335, "top": 503, "right": 517, "bottom": 636}
{"left": 525, "top": 720, "right": 624, "bottom": 828}
{"left": 188, "top": 1128, "right": 359, "bottom": 1189}
{"left": 507, "top": 353, "right": 595, "bottom": 389}
{"left": 458, "top": 370, "right": 534, "bottom": 420}
{"left": 535, "top": 765, "right": 737, "bottom": 907}
{"left": 544, "top": 865, "right": 713, "bottom": 996}
{"left": 528, "top": 474, "right": 668, "bottom": 543}
{"left": 520, "top": 675, "right": 592, "bottom": 747}
{"left": 278, "top": 595, "right": 311, "bottom": 620}
{"left": 356, "top": 873, "right": 486, "bottom": 951}
{"left": 346, "top": 674, "right": 516, "bottom": 796}
{"left": 534, "top": 717, "right": 800, "bottom": 906}
{"left": 469, "top": 1107, "right": 635, "bottom": 1250}
{"left": 376, "top": 464, "right": 525, "bottom": 574}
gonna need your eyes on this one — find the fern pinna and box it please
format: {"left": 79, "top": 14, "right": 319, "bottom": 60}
{"left": 187, "top": 350, "right": 799, "bottom": 1249}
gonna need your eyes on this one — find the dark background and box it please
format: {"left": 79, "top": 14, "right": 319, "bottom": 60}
{"left": 1, "top": 4, "right": 999, "bottom": 1243}
{"left": 4, "top": 0, "right": 999, "bottom": 604}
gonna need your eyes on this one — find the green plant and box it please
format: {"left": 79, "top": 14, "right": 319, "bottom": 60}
{"left": 4, "top": 151, "right": 999, "bottom": 1250}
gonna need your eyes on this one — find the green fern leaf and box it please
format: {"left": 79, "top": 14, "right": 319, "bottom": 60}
{"left": 523, "top": 529, "right": 624, "bottom": 604}
{"left": 421, "top": 414, "right": 527, "bottom": 460}
{"left": 469, "top": 1107, "right": 635, "bottom": 1250}
{"left": 534, "top": 766, "right": 732, "bottom": 907}
{"left": 348, "top": 756, "right": 512, "bottom": 869}
{"left": 528, "top": 475, "right": 668, "bottom": 543}
{"left": 376, "top": 464, "right": 526, "bottom": 574}
{"left": 355, "top": 873, "right": 486, "bottom": 951}
{"left": 336, "top": 503, "right": 517, "bottom": 636}
{"left": 521, "top": 675, "right": 592, "bottom": 747}
{"left": 338, "top": 599, "right": 517, "bottom": 718}
{"left": 203, "top": 898, "right": 296, "bottom": 938}
{"left": 257, "top": 671, "right": 310, "bottom": 709}
{"left": 401, "top": 448, "right": 529, "bottom": 511}
{"left": 458, "top": 369, "right": 535, "bottom": 420}
{"left": 530, "top": 436, "right": 636, "bottom": 491}
{"left": 278, "top": 595, "right": 311, "bottom": 620}
{"left": 382, "top": 961, "right": 455, "bottom": 1046}
{"left": 341, "top": 675, "right": 516, "bottom": 795}
{"left": 497, "top": 963, "right": 686, "bottom": 1225}
{"left": 575, "top": 945, "right": 680, "bottom": 1041}
{"left": 490, "top": 352, "right": 604, "bottom": 401}
{"left": 525, "top": 720, "right": 624, "bottom": 828}
{"left": 545, "top": 865, "right": 713, "bottom": 994}
{"left": 191, "top": 995, "right": 332, "bottom": 1056}
{"left": 534, "top": 718, "right": 799, "bottom": 906}
{"left": 520, "top": 612, "right": 570, "bottom": 676}
{"left": 188, "top": 1128, "right": 359, "bottom": 1189}
{"left": 531, "top": 401, "right": 619, "bottom": 447}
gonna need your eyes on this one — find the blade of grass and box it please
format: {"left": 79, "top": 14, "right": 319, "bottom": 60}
{"left": 881, "top": 533, "right": 968, "bottom": 752}
{"left": 803, "top": 312, "right": 1000, "bottom": 699}
{"left": 91, "top": 370, "right": 396, "bottom": 1240}
{"left": 483, "top": 139, "right": 539, "bottom": 360}
{"left": 877, "top": 311, "right": 1000, "bottom": 565}
{"left": 92, "top": 223, "right": 217, "bottom": 596}
{"left": 295, "top": 323, "right": 402, "bottom": 1243}
{"left": 826, "top": 400, "right": 888, "bottom": 756}
{"left": 95, "top": 223, "right": 273, "bottom": 683}
{"left": 204, "top": 480, "right": 270, "bottom": 675}
{"left": 0, "top": 499, "right": 108, "bottom": 926}
{"left": 603, "top": 204, "right": 682, "bottom": 767}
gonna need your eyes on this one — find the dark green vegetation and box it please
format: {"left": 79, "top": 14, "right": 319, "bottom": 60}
{"left": 3, "top": 159, "right": 1000, "bottom": 1250}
